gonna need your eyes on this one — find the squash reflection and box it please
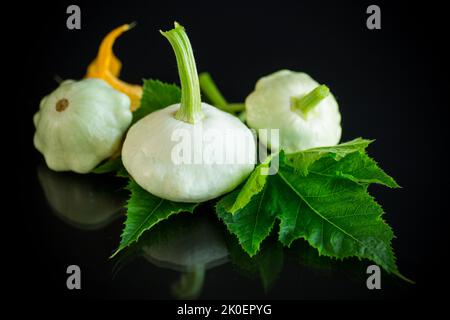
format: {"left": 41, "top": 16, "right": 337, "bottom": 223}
{"left": 37, "top": 164, "right": 126, "bottom": 230}
{"left": 117, "top": 212, "right": 228, "bottom": 299}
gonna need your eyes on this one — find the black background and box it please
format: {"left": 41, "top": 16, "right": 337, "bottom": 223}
{"left": 12, "top": 0, "right": 449, "bottom": 302}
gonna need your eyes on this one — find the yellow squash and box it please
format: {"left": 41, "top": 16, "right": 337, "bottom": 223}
{"left": 86, "top": 24, "right": 142, "bottom": 111}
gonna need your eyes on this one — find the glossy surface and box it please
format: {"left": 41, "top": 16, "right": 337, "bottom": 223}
{"left": 28, "top": 161, "right": 414, "bottom": 299}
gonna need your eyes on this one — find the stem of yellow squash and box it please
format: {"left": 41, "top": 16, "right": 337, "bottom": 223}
{"left": 85, "top": 23, "right": 142, "bottom": 111}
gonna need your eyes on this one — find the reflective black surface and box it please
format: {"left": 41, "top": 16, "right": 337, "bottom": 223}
{"left": 16, "top": 0, "right": 448, "bottom": 300}
{"left": 22, "top": 161, "right": 413, "bottom": 299}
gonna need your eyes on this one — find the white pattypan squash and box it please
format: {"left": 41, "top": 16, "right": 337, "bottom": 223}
{"left": 34, "top": 78, "right": 132, "bottom": 173}
{"left": 245, "top": 70, "right": 342, "bottom": 153}
{"left": 122, "top": 103, "right": 255, "bottom": 203}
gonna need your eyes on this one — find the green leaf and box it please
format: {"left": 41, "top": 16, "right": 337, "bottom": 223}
{"left": 308, "top": 151, "right": 399, "bottom": 188}
{"left": 215, "top": 139, "right": 410, "bottom": 282}
{"left": 225, "top": 232, "right": 259, "bottom": 275}
{"left": 91, "top": 157, "right": 124, "bottom": 174}
{"left": 228, "top": 154, "right": 276, "bottom": 214}
{"left": 132, "top": 79, "right": 181, "bottom": 124}
{"left": 284, "top": 138, "right": 373, "bottom": 175}
{"left": 275, "top": 166, "right": 410, "bottom": 281}
{"left": 91, "top": 156, "right": 130, "bottom": 178}
{"left": 116, "top": 165, "right": 129, "bottom": 178}
{"left": 112, "top": 179, "right": 198, "bottom": 257}
{"left": 216, "top": 185, "right": 278, "bottom": 256}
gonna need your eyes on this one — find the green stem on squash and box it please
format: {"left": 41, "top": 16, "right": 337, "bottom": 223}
{"left": 199, "top": 72, "right": 228, "bottom": 109}
{"left": 291, "top": 85, "right": 330, "bottom": 116}
{"left": 225, "top": 103, "right": 245, "bottom": 113}
{"left": 161, "top": 22, "right": 204, "bottom": 124}
{"left": 199, "top": 72, "right": 245, "bottom": 114}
